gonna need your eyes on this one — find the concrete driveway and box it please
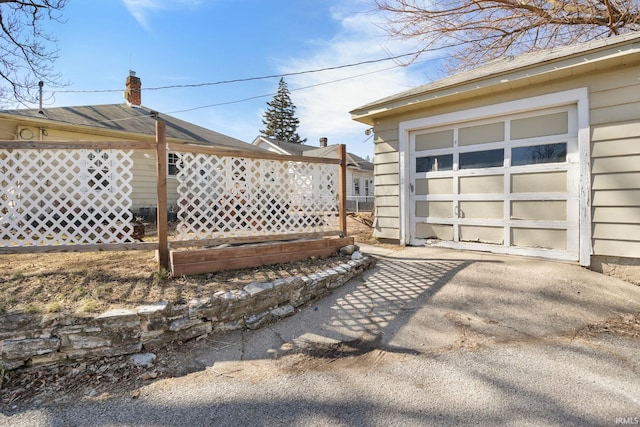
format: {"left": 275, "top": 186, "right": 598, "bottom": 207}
{"left": 3, "top": 245, "right": 640, "bottom": 426}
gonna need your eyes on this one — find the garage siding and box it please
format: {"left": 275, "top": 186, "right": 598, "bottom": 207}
{"left": 372, "top": 63, "right": 640, "bottom": 258}
{"left": 373, "top": 124, "right": 401, "bottom": 239}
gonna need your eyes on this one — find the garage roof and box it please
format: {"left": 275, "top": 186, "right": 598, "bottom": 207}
{"left": 350, "top": 31, "right": 640, "bottom": 125}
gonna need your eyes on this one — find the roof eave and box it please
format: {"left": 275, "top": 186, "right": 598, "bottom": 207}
{"left": 0, "top": 110, "right": 245, "bottom": 149}
{"left": 350, "top": 36, "right": 640, "bottom": 124}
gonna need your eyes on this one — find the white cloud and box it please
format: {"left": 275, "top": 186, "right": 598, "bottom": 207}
{"left": 275, "top": 1, "right": 437, "bottom": 152}
{"left": 122, "top": 0, "right": 202, "bottom": 29}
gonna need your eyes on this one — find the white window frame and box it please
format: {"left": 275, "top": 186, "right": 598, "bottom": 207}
{"left": 398, "top": 88, "right": 591, "bottom": 266}
{"left": 168, "top": 152, "right": 180, "bottom": 177}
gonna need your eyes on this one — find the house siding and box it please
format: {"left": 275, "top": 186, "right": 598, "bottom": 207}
{"left": 372, "top": 124, "right": 400, "bottom": 239}
{"left": 371, "top": 61, "right": 640, "bottom": 258}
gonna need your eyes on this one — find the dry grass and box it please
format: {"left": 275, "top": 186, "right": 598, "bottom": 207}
{"left": 0, "top": 216, "right": 381, "bottom": 316}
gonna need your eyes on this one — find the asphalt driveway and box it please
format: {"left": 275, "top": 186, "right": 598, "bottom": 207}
{"left": 3, "top": 245, "right": 640, "bottom": 426}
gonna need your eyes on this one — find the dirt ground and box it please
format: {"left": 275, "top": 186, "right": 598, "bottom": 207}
{"left": 0, "top": 214, "right": 387, "bottom": 411}
{"left": 0, "top": 215, "right": 379, "bottom": 316}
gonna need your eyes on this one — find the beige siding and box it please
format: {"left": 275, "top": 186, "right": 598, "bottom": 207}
{"left": 592, "top": 190, "right": 640, "bottom": 206}
{"left": 591, "top": 138, "right": 640, "bottom": 157}
{"left": 592, "top": 207, "right": 640, "bottom": 223}
{"left": 130, "top": 150, "right": 161, "bottom": 208}
{"left": 593, "top": 239, "right": 640, "bottom": 258}
{"left": 591, "top": 101, "right": 640, "bottom": 125}
{"left": 376, "top": 196, "right": 400, "bottom": 207}
{"left": 593, "top": 223, "right": 640, "bottom": 240}
{"left": 589, "top": 67, "right": 640, "bottom": 258}
{"left": 375, "top": 163, "right": 399, "bottom": 175}
{"left": 592, "top": 172, "right": 640, "bottom": 190}
{"left": 0, "top": 119, "right": 18, "bottom": 139}
{"left": 592, "top": 155, "right": 640, "bottom": 174}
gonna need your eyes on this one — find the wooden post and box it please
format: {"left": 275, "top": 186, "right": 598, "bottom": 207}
{"left": 156, "top": 120, "right": 169, "bottom": 271}
{"left": 339, "top": 144, "right": 347, "bottom": 237}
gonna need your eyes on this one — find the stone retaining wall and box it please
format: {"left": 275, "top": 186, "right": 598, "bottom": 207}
{"left": 1, "top": 256, "right": 375, "bottom": 371}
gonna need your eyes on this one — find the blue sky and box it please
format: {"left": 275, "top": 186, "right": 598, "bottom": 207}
{"left": 32, "top": 0, "right": 445, "bottom": 159}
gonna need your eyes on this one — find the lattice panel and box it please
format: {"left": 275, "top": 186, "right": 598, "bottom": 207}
{"left": 175, "top": 153, "right": 339, "bottom": 240}
{"left": 0, "top": 149, "right": 134, "bottom": 246}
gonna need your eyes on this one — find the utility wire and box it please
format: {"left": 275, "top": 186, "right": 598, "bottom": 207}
{"left": 52, "top": 50, "right": 424, "bottom": 94}
{"left": 81, "top": 55, "right": 439, "bottom": 127}
{"left": 166, "top": 60, "right": 421, "bottom": 114}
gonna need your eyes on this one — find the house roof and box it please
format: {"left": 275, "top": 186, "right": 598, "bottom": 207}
{"left": 0, "top": 103, "right": 259, "bottom": 151}
{"left": 253, "top": 136, "right": 312, "bottom": 156}
{"left": 252, "top": 136, "right": 373, "bottom": 171}
{"left": 351, "top": 31, "right": 640, "bottom": 124}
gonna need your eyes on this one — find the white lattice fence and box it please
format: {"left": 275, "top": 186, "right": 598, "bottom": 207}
{"left": 0, "top": 148, "right": 135, "bottom": 247}
{"left": 174, "top": 153, "right": 340, "bottom": 241}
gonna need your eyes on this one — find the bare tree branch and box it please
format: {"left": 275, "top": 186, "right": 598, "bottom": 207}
{"left": 374, "top": 0, "right": 640, "bottom": 71}
{"left": 0, "top": 0, "right": 66, "bottom": 106}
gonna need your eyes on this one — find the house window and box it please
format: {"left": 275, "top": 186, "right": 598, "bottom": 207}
{"left": 87, "top": 150, "right": 111, "bottom": 191}
{"left": 168, "top": 153, "right": 180, "bottom": 176}
{"left": 364, "top": 179, "right": 370, "bottom": 196}
{"left": 354, "top": 177, "right": 360, "bottom": 196}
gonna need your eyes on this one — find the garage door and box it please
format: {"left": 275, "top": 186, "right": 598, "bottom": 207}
{"left": 409, "top": 105, "right": 581, "bottom": 261}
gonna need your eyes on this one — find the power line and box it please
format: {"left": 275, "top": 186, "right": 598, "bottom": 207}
{"left": 52, "top": 50, "right": 424, "bottom": 95}
{"left": 166, "top": 60, "right": 419, "bottom": 114}
{"left": 86, "top": 55, "right": 440, "bottom": 126}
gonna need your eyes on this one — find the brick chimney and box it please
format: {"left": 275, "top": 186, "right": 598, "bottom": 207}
{"left": 319, "top": 137, "right": 328, "bottom": 147}
{"left": 125, "top": 71, "right": 141, "bottom": 106}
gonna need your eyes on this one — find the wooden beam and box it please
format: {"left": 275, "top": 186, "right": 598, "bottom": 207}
{"left": 170, "top": 237, "right": 354, "bottom": 276}
{"left": 156, "top": 121, "right": 169, "bottom": 271}
{"left": 169, "top": 230, "right": 342, "bottom": 249}
{"left": 339, "top": 144, "right": 348, "bottom": 237}
{"left": 167, "top": 142, "right": 341, "bottom": 165}
{"left": 0, "top": 242, "right": 157, "bottom": 254}
{"left": 0, "top": 140, "right": 154, "bottom": 150}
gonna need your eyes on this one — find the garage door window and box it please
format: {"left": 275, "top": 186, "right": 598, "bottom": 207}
{"left": 459, "top": 149, "right": 504, "bottom": 169}
{"left": 416, "top": 154, "right": 453, "bottom": 172}
{"left": 512, "top": 143, "right": 566, "bottom": 166}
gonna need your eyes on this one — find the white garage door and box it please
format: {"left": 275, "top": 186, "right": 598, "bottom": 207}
{"left": 408, "top": 104, "right": 582, "bottom": 262}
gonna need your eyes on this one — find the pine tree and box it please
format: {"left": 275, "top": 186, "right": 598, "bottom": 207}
{"left": 260, "top": 78, "right": 307, "bottom": 144}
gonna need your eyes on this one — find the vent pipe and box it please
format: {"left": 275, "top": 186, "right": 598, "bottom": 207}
{"left": 38, "top": 81, "right": 44, "bottom": 114}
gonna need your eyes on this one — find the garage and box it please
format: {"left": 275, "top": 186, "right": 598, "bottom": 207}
{"left": 406, "top": 102, "right": 583, "bottom": 262}
{"left": 351, "top": 33, "right": 640, "bottom": 269}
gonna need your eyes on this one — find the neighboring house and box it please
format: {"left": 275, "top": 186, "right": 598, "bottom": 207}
{"left": 0, "top": 72, "right": 260, "bottom": 219}
{"left": 350, "top": 32, "right": 640, "bottom": 268}
{"left": 252, "top": 136, "right": 374, "bottom": 211}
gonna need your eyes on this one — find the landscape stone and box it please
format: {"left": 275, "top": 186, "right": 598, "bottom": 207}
{"left": 0, "top": 254, "right": 375, "bottom": 371}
